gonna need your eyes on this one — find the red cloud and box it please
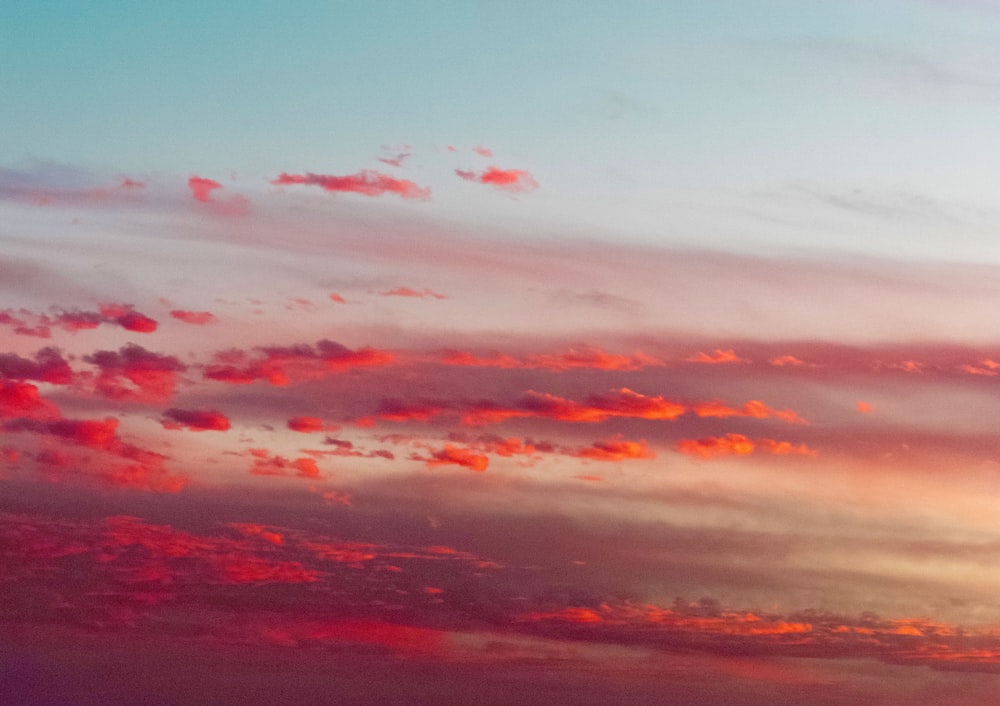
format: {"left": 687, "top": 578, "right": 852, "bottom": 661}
{"left": 188, "top": 176, "right": 222, "bottom": 202}
{"left": 288, "top": 416, "right": 324, "bottom": 433}
{"left": 160, "top": 408, "right": 231, "bottom": 432}
{"left": 5, "top": 416, "right": 186, "bottom": 491}
{"left": 204, "top": 339, "right": 394, "bottom": 386}
{"left": 271, "top": 171, "right": 430, "bottom": 199}
{"left": 170, "top": 309, "right": 217, "bottom": 325}
{"left": 249, "top": 449, "right": 323, "bottom": 479}
{"left": 85, "top": 344, "right": 186, "bottom": 402}
{"left": 421, "top": 444, "right": 489, "bottom": 472}
{"left": 0, "top": 380, "right": 61, "bottom": 419}
{"left": 0, "top": 347, "right": 72, "bottom": 384}
{"left": 686, "top": 348, "right": 747, "bottom": 364}
{"left": 574, "top": 436, "right": 654, "bottom": 462}
{"left": 377, "top": 287, "right": 447, "bottom": 299}
{"left": 329, "top": 292, "right": 346, "bottom": 304}
{"left": 455, "top": 166, "right": 538, "bottom": 192}
{"left": 230, "top": 523, "right": 284, "bottom": 545}
{"left": 115, "top": 309, "right": 158, "bottom": 333}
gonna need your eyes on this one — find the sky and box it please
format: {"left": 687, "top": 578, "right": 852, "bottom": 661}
{"left": 3, "top": 1, "right": 1000, "bottom": 704}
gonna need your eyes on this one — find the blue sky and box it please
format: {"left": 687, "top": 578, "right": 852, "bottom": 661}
{"left": 6, "top": 1, "right": 1000, "bottom": 260}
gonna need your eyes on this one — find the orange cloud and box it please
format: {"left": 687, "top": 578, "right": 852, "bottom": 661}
{"left": 678, "top": 434, "right": 816, "bottom": 459}
{"left": 758, "top": 439, "right": 817, "bottom": 456}
{"left": 686, "top": 348, "right": 747, "bottom": 364}
{"left": 160, "top": 408, "right": 231, "bottom": 432}
{"left": 677, "top": 433, "right": 755, "bottom": 459}
{"left": 518, "top": 388, "right": 687, "bottom": 424}
{"left": 421, "top": 444, "right": 489, "bottom": 472}
{"left": 455, "top": 166, "right": 538, "bottom": 192}
{"left": 856, "top": 400, "right": 873, "bottom": 413}
{"left": 271, "top": 171, "right": 430, "bottom": 199}
{"left": 574, "top": 436, "right": 654, "bottom": 462}
{"left": 169, "top": 309, "right": 217, "bottom": 325}
{"left": 692, "top": 399, "right": 807, "bottom": 425}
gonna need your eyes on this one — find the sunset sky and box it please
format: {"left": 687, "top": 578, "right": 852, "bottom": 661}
{"left": 4, "top": 2, "right": 1000, "bottom": 704}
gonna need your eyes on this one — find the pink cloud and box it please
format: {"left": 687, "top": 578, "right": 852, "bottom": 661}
{"left": 377, "top": 287, "right": 447, "bottom": 299}
{"left": 188, "top": 176, "right": 222, "bottom": 203}
{"left": 455, "top": 166, "right": 538, "bottom": 192}
{"left": 473, "top": 145, "right": 493, "bottom": 157}
{"left": 169, "top": 309, "right": 217, "bottom": 325}
{"left": 271, "top": 170, "right": 430, "bottom": 199}
{"left": 160, "top": 408, "right": 231, "bottom": 432}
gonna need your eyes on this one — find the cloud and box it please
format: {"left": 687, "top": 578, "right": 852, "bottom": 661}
{"left": 692, "top": 400, "right": 808, "bottom": 425}
{"left": 169, "top": 309, "right": 217, "bottom": 325}
{"left": 328, "top": 293, "right": 347, "bottom": 304}
{"left": 377, "top": 153, "right": 411, "bottom": 168}
{"left": 35, "top": 305, "right": 159, "bottom": 334}
{"left": 160, "top": 408, "right": 231, "bottom": 432}
{"left": 455, "top": 166, "right": 538, "bottom": 192}
{"left": 573, "top": 436, "right": 654, "bottom": 462}
{"left": 677, "top": 434, "right": 816, "bottom": 459}
{"left": 686, "top": 349, "right": 748, "bottom": 364}
{"left": 677, "top": 433, "right": 755, "bottom": 459}
{"left": 769, "top": 355, "right": 809, "bottom": 367}
{"left": 0, "top": 348, "right": 72, "bottom": 384}
{"left": 0, "top": 380, "right": 61, "bottom": 419}
{"left": 4, "top": 416, "right": 186, "bottom": 491}
{"left": 515, "top": 388, "right": 687, "bottom": 424}
{"left": 271, "top": 171, "right": 430, "bottom": 199}
{"left": 440, "top": 346, "right": 663, "bottom": 371}
{"left": 377, "top": 287, "right": 447, "bottom": 299}
{"left": 249, "top": 449, "right": 323, "bottom": 479}
{"left": 85, "top": 344, "right": 186, "bottom": 402}
{"left": 203, "top": 340, "right": 395, "bottom": 386}
{"left": 188, "top": 176, "right": 222, "bottom": 203}
{"left": 187, "top": 175, "right": 250, "bottom": 216}
{"left": 419, "top": 444, "right": 489, "bottom": 472}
